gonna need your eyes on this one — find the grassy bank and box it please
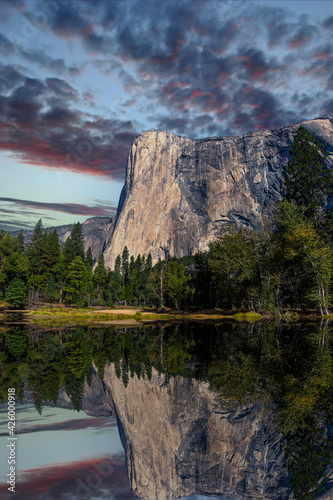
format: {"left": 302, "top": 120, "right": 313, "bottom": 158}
{"left": 1, "top": 305, "right": 265, "bottom": 326}
{"left": 2, "top": 305, "right": 327, "bottom": 326}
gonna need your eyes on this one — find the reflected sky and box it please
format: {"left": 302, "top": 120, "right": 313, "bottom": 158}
{"left": 0, "top": 404, "right": 236, "bottom": 500}
{"left": 0, "top": 403, "right": 135, "bottom": 500}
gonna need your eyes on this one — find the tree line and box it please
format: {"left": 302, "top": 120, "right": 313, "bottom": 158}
{"left": 1, "top": 125, "right": 333, "bottom": 314}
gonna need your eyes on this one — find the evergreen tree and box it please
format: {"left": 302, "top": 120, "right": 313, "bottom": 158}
{"left": 85, "top": 247, "right": 94, "bottom": 269}
{"left": 0, "top": 233, "right": 28, "bottom": 299}
{"left": 5, "top": 278, "right": 27, "bottom": 309}
{"left": 63, "top": 223, "right": 85, "bottom": 267}
{"left": 121, "top": 246, "right": 129, "bottom": 287}
{"left": 93, "top": 254, "right": 107, "bottom": 304}
{"left": 285, "top": 125, "right": 333, "bottom": 219}
{"left": 13, "top": 231, "right": 24, "bottom": 254}
{"left": 63, "top": 256, "right": 85, "bottom": 305}
{"left": 109, "top": 255, "right": 124, "bottom": 304}
{"left": 27, "top": 219, "right": 44, "bottom": 274}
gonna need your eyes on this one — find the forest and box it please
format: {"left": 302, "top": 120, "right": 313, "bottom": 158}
{"left": 1, "top": 126, "right": 333, "bottom": 315}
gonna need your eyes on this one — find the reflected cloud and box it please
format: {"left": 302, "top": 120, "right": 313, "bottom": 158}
{"left": 0, "top": 456, "right": 136, "bottom": 500}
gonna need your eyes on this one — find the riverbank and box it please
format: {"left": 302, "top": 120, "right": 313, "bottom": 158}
{"left": 0, "top": 305, "right": 328, "bottom": 326}
{"left": 0, "top": 306, "right": 264, "bottom": 326}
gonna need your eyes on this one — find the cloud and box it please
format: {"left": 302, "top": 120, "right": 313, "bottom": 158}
{"left": 0, "top": 456, "right": 136, "bottom": 500}
{"left": 0, "top": 198, "right": 117, "bottom": 217}
{"left": 0, "top": 65, "right": 138, "bottom": 178}
{"left": 0, "top": 32, "right": 82, "bottom": 77}
{"left": 323, "top": 15, "right": 333, "bottom": 30}
{"left": 0, "top": 417, "right": 116, "bottom": 437}
{"left": 287, "top": 24, "right": 318, "bottom": 49}
{"left": 0, "top": 0, "right": 332, "bottom": 149}
{"left": 0, "top": 221, "right": 36, "bottom": 232}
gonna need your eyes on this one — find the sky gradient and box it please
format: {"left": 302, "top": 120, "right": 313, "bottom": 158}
{"left": 1, "top": 0, "right": 333, "bottom": 230}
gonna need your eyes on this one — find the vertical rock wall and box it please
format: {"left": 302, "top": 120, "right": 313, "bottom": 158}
{"left": 104, "top": 117, "right": 333, "bottom": 268}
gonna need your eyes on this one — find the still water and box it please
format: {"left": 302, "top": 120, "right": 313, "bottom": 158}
{"left": 0, "top": 321, "right": 332, "bottom": 500}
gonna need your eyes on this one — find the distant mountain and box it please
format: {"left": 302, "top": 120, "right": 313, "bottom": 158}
{"left": 11, "top": 216, "right": 114, "bottom": 262}
{"left": 103, "top": 116, "right": 333, "bottom": 267}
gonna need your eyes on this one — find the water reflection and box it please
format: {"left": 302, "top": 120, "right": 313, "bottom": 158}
{"left": 0, "top": 405, "right": 134, "bottom": 500}
{"left": 0, "top": 321, "right": 332, "bottom": 499}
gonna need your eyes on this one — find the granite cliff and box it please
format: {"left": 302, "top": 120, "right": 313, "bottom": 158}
{"left": 104, "top": 116, "right": 333, "bottom": 267}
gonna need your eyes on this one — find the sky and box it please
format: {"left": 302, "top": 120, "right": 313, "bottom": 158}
{"left": 0, "top": 404, "right": 137, "bottom": 500}
{"left": 0, "top": 0, "right": 333, "bottom": 231}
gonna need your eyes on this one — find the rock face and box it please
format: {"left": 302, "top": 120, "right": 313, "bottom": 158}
{"left": 101, "top": 364, "right": 291, "bottom": 500}
{"left": 81, "top": 216, "right": 114, "bottom": 260}
{"left": 104, "top": 116, "right": 333, "bottom": 267}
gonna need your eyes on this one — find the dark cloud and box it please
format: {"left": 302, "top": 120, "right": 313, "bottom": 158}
{"left": 0, "top": 198, "right": 117, "bottom": 217}
{"left": 0, "top": 0, "right": 331, "bottom": 149}
{"left": 31, "top": 4, "right": 89, "bottom": 40}
{"left": 0, "top": 417, "right": 116, "bottom": 437}
{"left": 287, "top": 24, "right": 318, "bottom": 49}
{"left": 0, "top": 65, "right": 137, "bottom": 178}
{"left": 267, "top": 21, "right": 292, "bottom": 48}
{"left": 323, "top": 15, "right": 333, "bottom": 30}
{"left": 0, "top": 456, "right": 136, "bottom": 500}
{"left": 0, "top": 33, "right": 15, "bottom": 54}
{"left": 0, "top": 65, "right": 25, "bottom": 93}
{"left": 21, "top": 49, "right": 82, "bottom": 77}
{"left": 324, "top": 99, "right": 333, "bottom": 117}
{"left": 235, "top": 48, "right": 285, "bottom": 83}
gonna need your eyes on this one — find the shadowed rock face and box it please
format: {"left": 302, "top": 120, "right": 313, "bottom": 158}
{"left": 104, "top": 116, "right": 333, "bottom": 267}
{"left": 81, "top": 216, "right": 114, "bottom": 260}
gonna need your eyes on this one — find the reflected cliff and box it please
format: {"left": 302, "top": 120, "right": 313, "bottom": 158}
{"left": 0, "top": 321, "right": 333, "bottom": 499}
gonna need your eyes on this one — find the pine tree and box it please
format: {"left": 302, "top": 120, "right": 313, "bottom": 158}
{"left": 27, "top": 219, "right": 44, "bottom": 274}
{"left": 5, "top": 278, "right": 27, "bottom": 309}
{"left": 121, "top": 246, "right": 129, "bottom": 287}
{"left": 13, "top": 231, "right": 24, "bottom": 254}
{"left": 0, "top": 234, "right": 28, "bottom": 299}
{"left": 63, "top": 256, "right": 85, "bottom": 305}
{"left": 285, "top": 125, "right": 332, "bottom": 219}
{"left": 85, "top": 247, "right": 94, "bottom": 269}
{"left": 63, "top": 223, "right": 85, "bottom": 267}
{"left": 94, "top": 254, "right": 107, "bottom": 304}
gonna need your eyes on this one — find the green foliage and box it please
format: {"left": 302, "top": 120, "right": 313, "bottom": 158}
{"left": 209, "top": 228, "right": 263, "bottom": 310}
{"left": 63, "top": 256, "right": 85, "bottom": 305}
{"left": 275, "top": 200, "right": 333, "bottom": 314}
{"left": 63, "top": 222, "right": 85, "bottom": 267}
{"left": 163, "top": 259, "right": 193, "bottom": 310}
{"left": 285, "top": 125, "right": 332, "bottom": 218}
{"left": 93, "top": 253, "right": 107, "bottom": 305}
{"left": 85, "top": 247, "right": 94, "bottom": 269}
{"left": 5, "top": 278, "right": 27, "bottom": 309}
{"left": 285, "top": 419, "right": 333, "bottom": 500}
